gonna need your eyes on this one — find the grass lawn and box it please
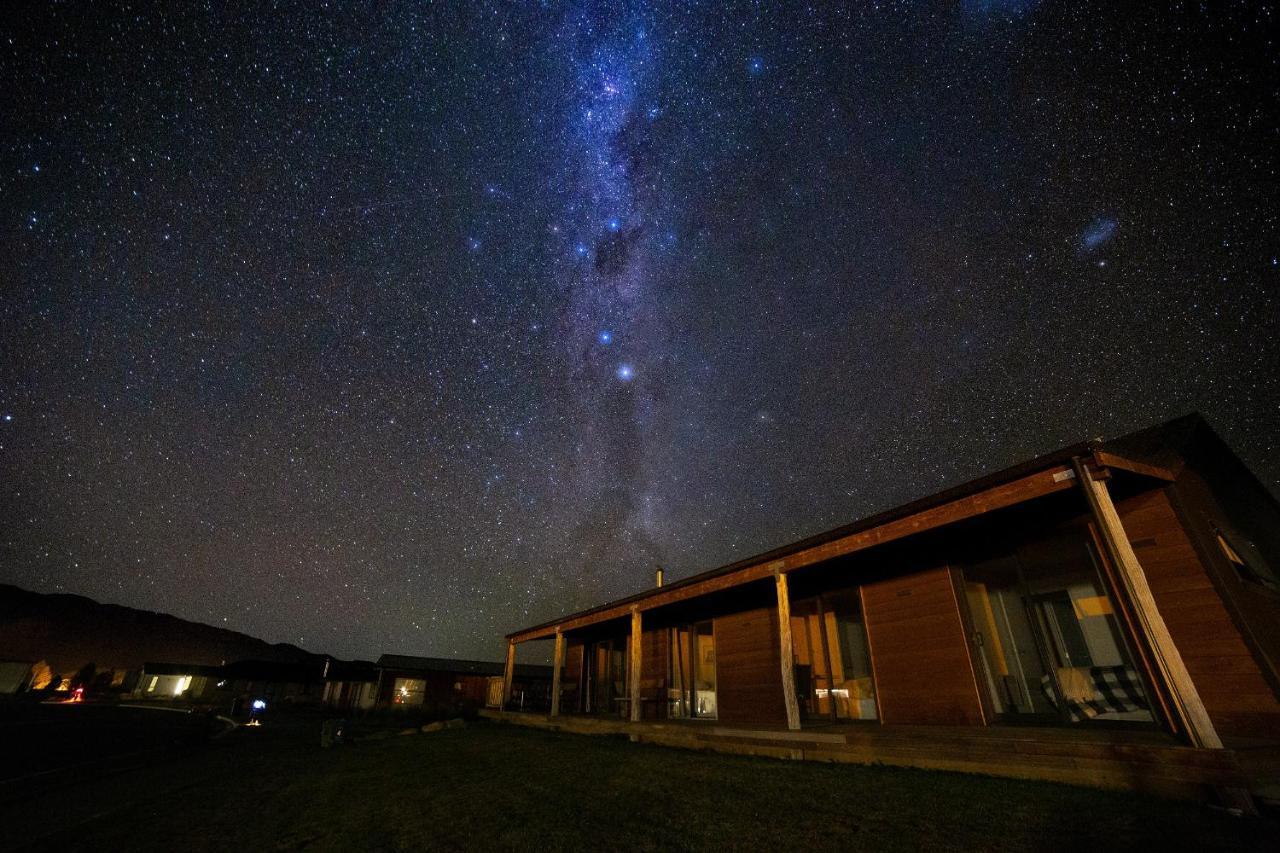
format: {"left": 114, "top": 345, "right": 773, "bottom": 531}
{"left": 5, "top": 718, "right": 1276, "bottom": 852}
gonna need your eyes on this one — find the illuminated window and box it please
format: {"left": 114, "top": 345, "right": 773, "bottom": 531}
{"left": 791, "top": 591, "right": 877, "bottom": 722}
{"left": 667, "top": 622, "right": 716, "bottom": 719}
{"left": 1216, "top": 525, "right": 1279, "bottom": 592}
{"left": 392, "top": 678, "right": 426, "bottom": 705}
{"left": 147, "top": 675, "right": 158, "bottom": 693}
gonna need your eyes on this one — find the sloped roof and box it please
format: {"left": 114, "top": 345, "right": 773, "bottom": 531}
{"left": 221, "top": 659, "right": 324, "bottom": 682}
{"left": 507, "top": 413, "right": 1241, "bottom": 640}
{"left": 377, "top": 654, "right": 551, "bottom": 679}
{"left": 141, "top": 662, "right": 224, "bottom": 677}
{"left": 323, "top": 658, "right": 379, "bottom": 682}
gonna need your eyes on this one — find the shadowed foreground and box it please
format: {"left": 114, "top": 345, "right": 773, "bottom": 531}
{"left": 4, "top": 718, "right": 1276, "bottom": 852}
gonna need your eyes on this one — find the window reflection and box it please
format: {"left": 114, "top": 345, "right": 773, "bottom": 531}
{"left": 963, "top": 530, "right": 1154, "bottom": 725}
{"left": 668, "top": 621, "right": 716, "bottom": 719}
{"left": 792, "top": 590, "right": 877, "bottom": 721}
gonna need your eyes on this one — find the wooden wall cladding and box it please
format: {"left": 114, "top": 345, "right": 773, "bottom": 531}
{"left": 1117, "top": 488, "right": 1280, "bottom": 739}
{"left": 1173, "top": 458, "right": 1280, "bottom": 716}
{"left": 565, "top": 639, "right": 584, "bottom": 681}
{"left": 862, "top": 566, "right": 985, "bottom": 726}
{"left": 563, "top": 639, "right": 585, "bottom": 712}
{"left": 713, "top": 606, "right": 788, "bottom": 725}
{"left": 640, "top": 626, "right": 669, "bottom": 720}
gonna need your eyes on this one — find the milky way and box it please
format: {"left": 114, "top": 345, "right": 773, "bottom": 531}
{"left": 2, "top": 3, "right": 1277, "bottom": 660}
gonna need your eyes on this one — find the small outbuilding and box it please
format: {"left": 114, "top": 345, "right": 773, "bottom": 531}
{"left": 135, "top": 662, "right": 222, "bottom": 701}
{"left": 321, "top": 658, "right": 379, "bottom": 711}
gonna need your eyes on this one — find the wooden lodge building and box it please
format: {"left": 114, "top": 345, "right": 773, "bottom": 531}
{"left": 493, "top": 415, "right": 1280, "bottom": 804}
{"left": 375, "top": 654, "right": 552, "bottom": 711}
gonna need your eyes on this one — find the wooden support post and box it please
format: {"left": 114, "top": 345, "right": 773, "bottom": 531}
{"left": 629, "top": 608, "right": 643, "bottom": 722}
{"left": 502, "top": 639, "right": 516, "bottom": 709}
{"left": 550, "top": 630, "right": 565, "bottom": 717}
{"left": 774, "top": 567, "right": 801, "bottom": 731}
{"left": 1073, "top": 458, "right": 1222, "bottom": 749}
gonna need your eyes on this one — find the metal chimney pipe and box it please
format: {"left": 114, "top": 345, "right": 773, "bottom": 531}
{"left": 655, "top": 567, "right": 664, "bottom": 588}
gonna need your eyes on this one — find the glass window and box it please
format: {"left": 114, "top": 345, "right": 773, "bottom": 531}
{"left": 393, "top": 677, "right": 426, "bottom": 705}
{"left": 668, "top": 627, "right": 691, "bottom": 718}
{"left": 963, "top": 530, "right": 1154, "bottom": 725}
{"left": 693, "top": 621, "right": 717, "bottom": 719}
{"left": 825, "top": 590, "right": 878, "bottom": 721}
{"left": 586, "top": 639, "right": 626, "bottom": 716}
{"left": 792, "top": 591, "right": 877, "bottom": 722}
{"left": 964, "top": 558, "right": 1059, "bottom": 718}
{"left": 668, "top": 621, "right": 716, "bottom": 719}
{"left": 790, "top": 598, "right": 828, "bottom": 718}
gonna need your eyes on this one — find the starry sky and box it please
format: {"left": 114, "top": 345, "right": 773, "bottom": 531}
{"left": 2, "top": 2, "right": 1277, "bottom": 662}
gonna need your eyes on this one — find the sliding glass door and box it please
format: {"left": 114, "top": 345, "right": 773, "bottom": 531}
{"left": 964, "top": 557, "right": 1060, "bottom": 719}
{"left": 962, "top": 529, "right": 1155, "bottom": 726}
{"left": 791, "top": 589, "right": 877, "bottom": 722}
{"left": 584, "top": 638, "right": 627, "bottom": 716}
{"left": 667, "top": 621, "right": 717, "bottom": 719}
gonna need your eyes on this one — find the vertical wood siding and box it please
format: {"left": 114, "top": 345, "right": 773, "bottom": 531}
{"left": 641, "top": 626, "right": 668, "bottom": 719}
{"left": 862, "top": 566, "right": 985, "bottom": 725}
{"left": 713, "top": 606, "right": 788, "bottom": 725}
{"left": 1117, "top": 488, "right": 1280, "bottom": 739}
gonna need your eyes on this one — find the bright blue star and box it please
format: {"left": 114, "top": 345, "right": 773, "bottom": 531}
{"left": 598, "top": 331, "right": 613, "bottom": 345}
{"left": 747, "top": 57, "right": 764, "bottom": 76}
{"left": 467, "top": 237, "right": 482, "bottom": 251}
{"left": 616, "top": 363, "right": 634, "bottom": 381}
{"left": 574, "top": 243, "right": 589, "bottom": 257}
{"left": 607, "top": 217, "right": 621, "bottom": 232}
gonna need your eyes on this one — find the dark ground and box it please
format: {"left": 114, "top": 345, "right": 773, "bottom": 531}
{"left": 0, "top": 707, "right": 1276, "bottom": 852}
{"left": 0, "top": 702, "right": 223, "bottom": 797}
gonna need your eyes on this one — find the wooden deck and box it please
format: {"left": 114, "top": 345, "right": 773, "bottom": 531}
{"left": 480, "top": 710, "right": 1253, "bottom": 802}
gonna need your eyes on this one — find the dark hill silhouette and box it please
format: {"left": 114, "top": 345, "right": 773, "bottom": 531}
{"left": 0, "top": 583, "right": 322, "bottom": 673}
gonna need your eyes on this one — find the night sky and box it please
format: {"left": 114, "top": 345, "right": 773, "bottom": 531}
{"left": 3, "top": 2, "right": 1277, "bottom": 662}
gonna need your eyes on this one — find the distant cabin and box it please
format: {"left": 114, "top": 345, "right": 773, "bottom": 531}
{"left": 374, "top": 654, "right": 552, "bottom": 711}
{"left": 135, "top": 662, "right": 222, "bottom": 701}
{"left": 496, "top": 414, "right": 1280, "bottom": 803}
{"left": 320, "top": 658, "right": 379, "bottom": 711}
{"left": 132, "top": 659, "right": 326, "bottom": 706}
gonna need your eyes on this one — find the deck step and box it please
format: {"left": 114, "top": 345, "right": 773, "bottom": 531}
{"left": 480, "top": 710, "right": 1250, "bottom": 800}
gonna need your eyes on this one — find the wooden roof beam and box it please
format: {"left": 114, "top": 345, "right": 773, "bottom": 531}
{"left": 1092, "top": 450, "right": 1178, "bottom": 482}
{"left": 508, "top": 463, "right": 1079, "bottom": 644}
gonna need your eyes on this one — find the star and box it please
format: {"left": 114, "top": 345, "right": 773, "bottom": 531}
{"left": 616, "top": 363, "right": 635, "bottom": 382}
